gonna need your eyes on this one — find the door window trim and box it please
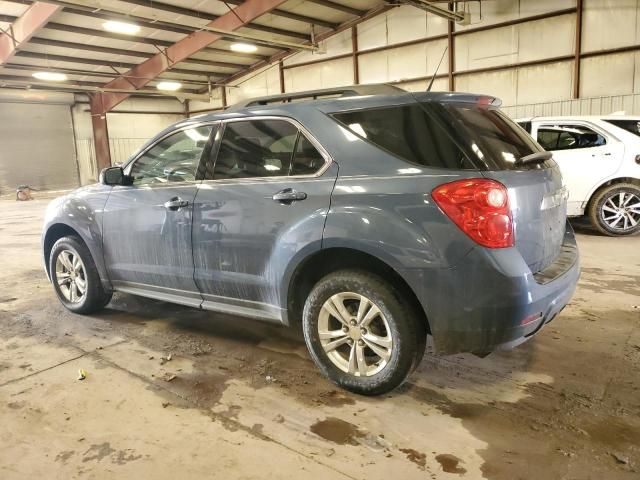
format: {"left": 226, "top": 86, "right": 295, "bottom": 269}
{"left": 201, "top": 115, "right": 333, "bottom": 184}
{"left": 121, "top": 121, "right": 220, "bottom": 187}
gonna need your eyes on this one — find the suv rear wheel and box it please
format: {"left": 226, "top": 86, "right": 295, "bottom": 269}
{"left": 49, "top": 236, "right": 112, "bottom": 314}
{"left": 589, "top": 183, "right": 640, "bottom": 236}
{"left": 302, "top": 270, "right": 425, "bottom": 395}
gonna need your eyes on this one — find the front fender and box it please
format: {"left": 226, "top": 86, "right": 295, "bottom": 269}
{"left": 42, "top": 184, "right": 111, "bottom": 288}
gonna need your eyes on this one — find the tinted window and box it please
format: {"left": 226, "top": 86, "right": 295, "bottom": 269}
{"left": 213, "top": 120, "right": 298, "bottom": 179}
{"left": 291, "top": 135, "right": 325, "bottom": 175}
{"left": 443, "top": 105, "right": 541, "bottom": 168}
{"left": 333, "top": 104, "right": 474, "bottom": 169}
{"left": 537, "top": 125, "right": 606, "bottom": 151}
{"left": 603, "top": 119, "right": 640, "bottom": 137}
{"left": 129, "top": 126, "right": 213, "bottom": 185}
{"left": 517, "top": 121, "right": 532, "bottom": 133}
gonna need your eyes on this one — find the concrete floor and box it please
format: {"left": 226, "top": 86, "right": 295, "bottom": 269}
{"left": 0, "top": 197, "right": 639, "bottom": 480}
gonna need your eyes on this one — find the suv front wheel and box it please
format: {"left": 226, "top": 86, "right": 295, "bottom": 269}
{"left": 302, "top": 270, "right": 425, "bottom": 395}
{"left": 49, "top": 236, "right": 112, "bottom": 314}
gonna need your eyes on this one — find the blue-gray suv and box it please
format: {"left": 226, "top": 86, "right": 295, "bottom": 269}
{"left": 43, "top": 85, "right": 580, "bottom": 395}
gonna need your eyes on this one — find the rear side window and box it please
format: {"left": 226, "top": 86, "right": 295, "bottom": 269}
{"left": 442, "top": 105, "right": 541, "bottom": 168}
{"left": 332, "top": 104, "right": 474, "bottom": 169}
{"left": 208, "top": 119, "right": 326, "bottom": 180}
{"left": 213, "top": 120, "right": 297, "bottom": 179}
{"left": 537, "top": 125, "right": 606, "bottom": 150}
{"left": 603, "top": 119, "right": 640, "bottom": 137}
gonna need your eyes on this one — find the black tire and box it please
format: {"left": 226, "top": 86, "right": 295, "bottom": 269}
{"left": 302, "top": 270, "right": 426, "bottom": 396}
{"left": 588, "top": 183, "right": 640, "bottom": 236}
{"left": 49, "top": 235, "right": 112, "bottom": 314}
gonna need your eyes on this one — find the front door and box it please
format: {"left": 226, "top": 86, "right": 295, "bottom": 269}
{"left": 102, "top": 124, "right": 215, "bottom": 307}
{"left": 191, "top": 118, "right": 336, "bottom": 321}
{"left": 533, "top": 122, "right": 624, "bottom": 215}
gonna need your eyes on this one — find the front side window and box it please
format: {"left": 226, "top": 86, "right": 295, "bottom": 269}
{"left": 211, "top": 119, "right": 325, "bottom": 179}
{"left": 537, "top": 125, "right": 606, "bottom": 151}
{"left": 128, "top": 125, "right": 213, "bottom": 186}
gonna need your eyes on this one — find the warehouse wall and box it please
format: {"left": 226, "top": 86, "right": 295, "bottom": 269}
{"left": 0, "top": 89, "right": 77, "bottom": 195}
{"left": 0, "top": 91, "right": 186, "bottom": 193}
{"left": 72, "top": 97, "right": 185, "bottom": 185}
{"left": 207, "top": 0, "right": 640, "bottom": 117}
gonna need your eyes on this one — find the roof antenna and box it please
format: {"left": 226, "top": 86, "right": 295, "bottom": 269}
{"left": 426, "top": 46, "right": 448, "bottom": 92}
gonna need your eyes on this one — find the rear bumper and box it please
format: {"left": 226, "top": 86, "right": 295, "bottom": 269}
{"left": 409, "top": 221, "right": 580, "bottom": 355}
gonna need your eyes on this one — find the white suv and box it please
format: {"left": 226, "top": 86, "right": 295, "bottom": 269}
{"left": 517, "top": 116, "right": 640, "bottom": 236}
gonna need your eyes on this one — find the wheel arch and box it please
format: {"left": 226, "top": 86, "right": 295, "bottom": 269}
{"left": 43, "top": 223, "right": 83, "bottom": 278}
{"left": 285, "top": 246, "right": 431, "bottom": 335}
{"left": 585, "top": 177, "right": 640, "bottom": 214}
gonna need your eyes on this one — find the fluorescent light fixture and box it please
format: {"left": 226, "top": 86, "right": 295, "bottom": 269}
{"left": 156, "top": 81, "right": 182, "bottom": 91}
{"left": 230, "top": 42, "right": 258, "bottom": 53}
{"left": 32, "top": 71, "right": 67, "bottom": 81}
{"left": 102, "top": 20, "right": 140, "bottom": 35}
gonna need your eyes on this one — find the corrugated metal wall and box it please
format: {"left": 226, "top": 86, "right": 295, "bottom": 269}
{"left": 210, "top": 0, "right": 640, "bottom": 119}
{"left": 0, "top": 101, "right": 78, "bottom": 195}
{"left": 502, "top": 93, "right": 640, "bottom": 118}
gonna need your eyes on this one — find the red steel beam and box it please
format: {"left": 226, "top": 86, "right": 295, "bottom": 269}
{"left": 89, "top": 0, "right": 288, "bottom": 169}
{"left": 92, "top": 0, "right": 288, "bottom": 114}
{"left": 0, "top": 2, "right": 60, "bottom": 65}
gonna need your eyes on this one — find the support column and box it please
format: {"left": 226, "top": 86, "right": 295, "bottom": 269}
{"left": 89, "top": 93, "right": 112, "bottom": 172}
{"left": 352, "top": 26, "right": 359, "bottom": 84}
{"left": 573, "top": 0, "right": 583, "bottom": 99}
{"left": 279, "top": 60, "right": 285, "bottom": 93}
{"left": 447, "top": 1, "right": 455, "bottom": 91}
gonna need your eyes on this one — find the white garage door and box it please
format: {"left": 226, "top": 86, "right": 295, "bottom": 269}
{"left": 0, "top": 102, "right": 78, "bottom": 195}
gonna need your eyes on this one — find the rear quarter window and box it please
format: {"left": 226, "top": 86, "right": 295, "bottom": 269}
{"left": 332, "top": 104, "right": 475, "bottom": 170}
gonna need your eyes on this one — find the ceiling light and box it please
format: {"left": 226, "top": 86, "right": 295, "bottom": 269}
{"left": 102, "top": 20, "right": 140, "bottom": 35}
{"left": 230, "top": 42, "right": 258, "bottom": 53}
{"left": 32, "top": 71, "right": 67, "bottom": 82}
{"left": 157, "top": 81, "right": 182, "bottom": 91}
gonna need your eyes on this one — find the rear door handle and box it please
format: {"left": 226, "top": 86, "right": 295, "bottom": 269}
{"left": 164, "top": 197, "right": 190, "bottom": 211}
{"left": 272, "top": 188, "right": 307, "bottom": 204}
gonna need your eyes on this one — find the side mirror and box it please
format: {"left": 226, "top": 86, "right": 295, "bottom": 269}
{"left": 99, "top": 166, "right": 126, "bottom": 186}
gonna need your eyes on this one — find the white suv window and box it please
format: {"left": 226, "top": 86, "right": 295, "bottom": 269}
{"left": 537, "top": 125, "right": 606, "bottom": 151}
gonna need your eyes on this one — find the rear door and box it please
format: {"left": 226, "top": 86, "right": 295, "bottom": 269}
{"left": 532, "top": 122, "right": 625, "bottom": 215}
{"left": 102, "top": 124, "right": 215, "bottom": 306}
{"left": 192, "top": 118, "right": 336, "bottom": 321}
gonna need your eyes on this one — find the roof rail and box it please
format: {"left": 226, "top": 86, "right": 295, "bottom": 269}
{"left": 230, "top": 84, "right": 406, "bottom": 109}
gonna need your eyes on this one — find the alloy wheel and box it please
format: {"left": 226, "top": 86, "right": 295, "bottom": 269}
{"left": 318, "top": 292, "right": 393, "bottom": 377}
{"left": 600, "top": 191, "right": 640, "bottom": 232}
{"left": 55, "top": 249, "right": 87, "bottom": 304}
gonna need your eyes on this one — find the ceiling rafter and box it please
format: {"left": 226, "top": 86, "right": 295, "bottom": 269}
{"left": 60, "top": 5, "right": 310, "bottom": 42}
{"left": 0, "top": 1, "right": 60, "bottom": 64}
{"left": 117, "top": 0, "right": 339, "bottom": 30}
{"left": 0, "top": 72, "right": 204, "bottom": 91}
{"left": 14, "top": 50, "right": 226, "bottom": 78}
{"left": 0, "top": 62, "right": 214, "bottom": 86}
{"left": 222, "top": 0, "right": 366, "bottom": 17}
{"left": 25, "top": 37, "right": 253, "bottom": 71}
{"left": 220, "top": 3, "right": 392, "bottom": 88}
{"left": 0, "top": 14, "right": 269, "bottom": 62}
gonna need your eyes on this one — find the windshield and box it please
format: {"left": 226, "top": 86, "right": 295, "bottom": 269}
{"left": 603, "top": 119, "right": 640, "bottom": 138}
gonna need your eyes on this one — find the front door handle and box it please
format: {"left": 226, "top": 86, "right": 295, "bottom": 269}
{"left": 164, "top": 197, "right": 190, "bottom": 211}
{"left": 272, "top": 188, "right": 307, "bottom": 204}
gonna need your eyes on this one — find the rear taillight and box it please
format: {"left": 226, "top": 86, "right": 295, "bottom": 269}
{"left": 432, "top": 178, "right": 514, "bottom": 248}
